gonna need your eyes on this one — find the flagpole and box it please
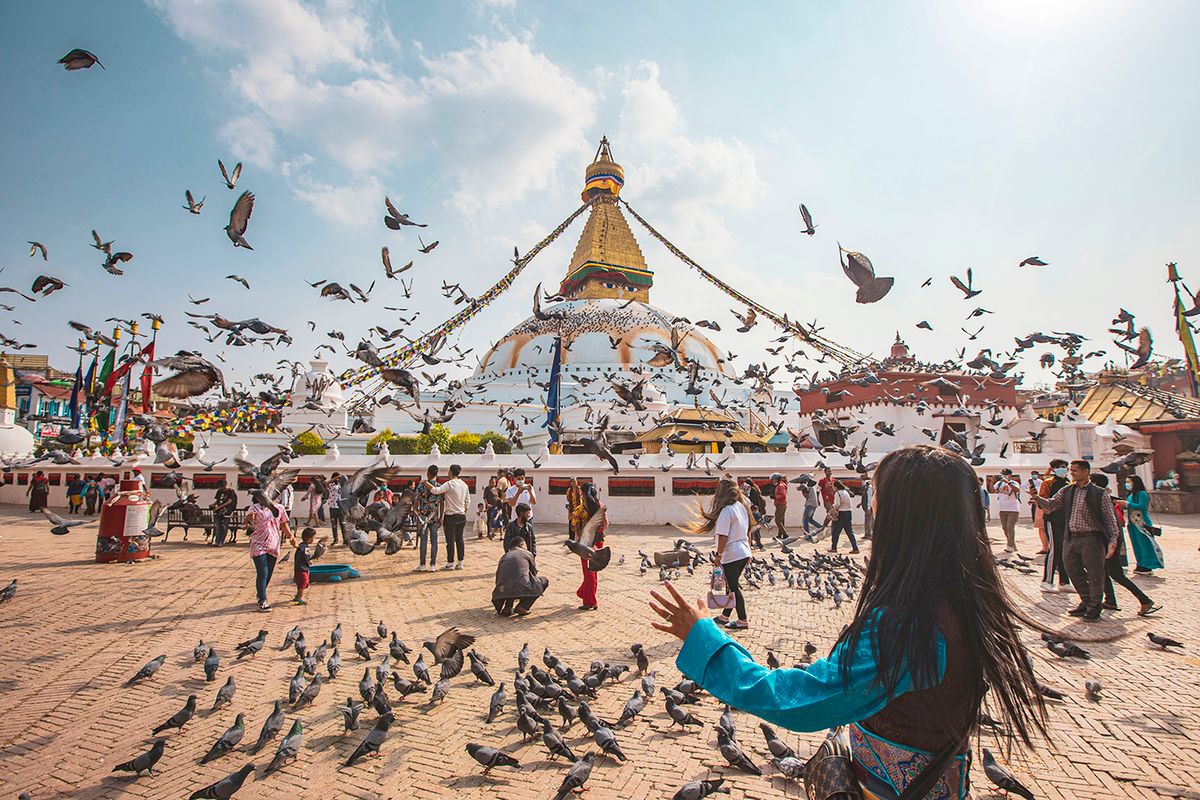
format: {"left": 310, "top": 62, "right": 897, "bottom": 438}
{"left": 144, "top": 318, "right": 161, "bottom": 414}
{"left": 103, "top": 325, "right": 122, "bottom": 445}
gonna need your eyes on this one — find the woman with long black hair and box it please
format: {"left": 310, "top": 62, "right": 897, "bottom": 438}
{"left": 246, "top": 489, "right": 297, "bottom": 611}
{"left": 678, "top": 477, "right": 754, "bottom": 631}
{"left": 651, "top": 445, "right": 1047, "bottom": 798}
{"left": 1121, "top": 474, "right": 1164, "bottom": 573}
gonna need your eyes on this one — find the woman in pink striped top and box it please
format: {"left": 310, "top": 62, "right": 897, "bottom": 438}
{"left": 247, "top": 489, "right": 297, "bottom": 611}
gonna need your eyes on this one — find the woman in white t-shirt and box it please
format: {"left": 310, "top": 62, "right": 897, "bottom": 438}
{"left": 680, "top": 478, "right": 753, "bottom": 630}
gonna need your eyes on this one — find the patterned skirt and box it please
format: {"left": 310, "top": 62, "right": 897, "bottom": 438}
{"left": 849, "top": 723, "right": 972, "bottom": 799}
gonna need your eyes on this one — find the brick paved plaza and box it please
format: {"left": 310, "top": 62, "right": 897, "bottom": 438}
{"left": 0, "top": 508, "right": 1197, "bottom": 799}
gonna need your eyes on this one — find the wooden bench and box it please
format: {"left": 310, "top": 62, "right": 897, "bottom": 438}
{"left": 165, "top": 507, "right": 248, "bottom": 542}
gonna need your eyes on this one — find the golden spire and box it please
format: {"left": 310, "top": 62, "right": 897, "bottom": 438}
{"left": 560, "top": 137, "right": 653, "bottom": 302}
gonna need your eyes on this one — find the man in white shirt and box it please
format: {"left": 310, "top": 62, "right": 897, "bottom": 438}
{"left": 279, "top": 484, "right": 295, "bottom": 524}
{"left": 504, "top": 468, "right": 537, "bottom": 519}
{"left": 429, "top": 463, "right": 471, "bottom": 570}
{"left": 994, "top": 469, "right": 1022, "bottom": 553}
{"left": 829, "top": 481, "right": 859, "bottom": 553}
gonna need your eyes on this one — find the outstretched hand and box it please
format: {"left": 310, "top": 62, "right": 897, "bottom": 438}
{"left": 649, "top": 580, "right": 705, "bottom": 642}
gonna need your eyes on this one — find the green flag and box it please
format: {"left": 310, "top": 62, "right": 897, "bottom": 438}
{"left": 94, "top": 348, "right": 116, "bottom": 432}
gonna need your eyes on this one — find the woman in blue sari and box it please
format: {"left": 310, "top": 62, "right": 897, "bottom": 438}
{"left": 650, "top": 445, "right": 1048, "bottom": 800}
{"left": 1122, "top": 475, "right": 1163, "bottom": 573}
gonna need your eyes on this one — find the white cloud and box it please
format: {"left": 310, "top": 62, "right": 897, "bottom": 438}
{"left": 290, "top": 173, "right": 383, "bottom": 229}
{"left": 218, "top": 114, "right": 278, "bottom": 167}
{"left": 152, "top": 0, "right": 595, "bottom": 223}
{"left": 420, "top": 37, "right": 596, "bottom": 215}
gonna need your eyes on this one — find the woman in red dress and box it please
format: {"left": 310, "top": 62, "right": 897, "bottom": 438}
{"left": 576, "top": 483, "right": 606, "bottom": 611}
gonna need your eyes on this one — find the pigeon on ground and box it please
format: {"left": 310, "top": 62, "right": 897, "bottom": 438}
{"left": 280, "top": 626, "right": 301, "bottom": 651}
{"left": 292, "top": 675, "right": 323, "bottom": 710}
{"left": 391, "top": 673, "right": 427, "bottom": 700}
{"left": 265, "top": 719, "right": 303, "bottom": 773}
{"left": 211, "top": 677, "right": 236, "bottom": 711}
{"left": 469, "top": 651, "right": 495, "bottom": 685}
{"left": 125, "top": 654, "right": 166, "bottom": 686}
{"left": 981, "top": 748, "right": 1035, "bottom": 800}
{"left": 717, "top": 728, "right": 761, "bottom": 774}
{"left": 152, "top": 695, "right": 197, "bottom": 734}
{"left": 717, "top": 704, "right": 736, "bottom": 740}
{"left": 541, "top": 718, "right": 579, "bottom": 762}
{"left": 413, "top": 653, "right": 432, "bottom": 685}
{"left": 288, "top": 667, "right": 307, "bottom": 705}
{"left": 111, "top": 739, "right": 166, "bottom": 776}
{"left": 0, "top": 579, "right": 16, "bottom": 603}
{"left": 553, "top": 752, "right": 595, "bottom": 800}
{"left": 775, "top": 756, "right": 806, "bottom": 780}
{"left": 389, "top": 633, "right": 411, "bottom": 663}
{"left": 200, "top": 713, "right": 245, "bottom": 764}
{"left": 429, "top": 678, "right": 451, "bottom": 705}
{"left": 759, "top": 723, "right": 796, "bottom": 760}
{"left": 203, "top": 647, "right": 220, "bottom": 681}
{"left": 235, "top": 630, "right": 267, "bottom": 659}
{"left": 337, "top": 698, "right": 364, "bottom": 733}
{"left": 251, "top": 701, "right": 285, "bottom": 753}
{"left": 188, "top": 763, "right": 255, "bottom": 799}
{"left": 1085, "top": 680, "right": 1104, "bottom": 701}
{"left": 1047, "top": 640, "right": 1090, "bottom": 659}
{"left": 1148, "top": 633, "right": 1184, "bottom": 650}
{"left": 466, "top": 742, "right": 520, "bottom": 773}
{"left": 618, "top": 691, "right": 646, "bottom": 726}
{"left": 665, "top": 696, "right": 703, "bottom": 729}
{"left": 593, "top": 724, "right": 627, "bottom": 762}
{"left": 672, "top": 778, "right": 728, "bottom": 800}
{"left": 486, "top": 683, "right": 507, "bottom": 723}
{"left": 344, "top": 712, "right": 393, "bottom": 766}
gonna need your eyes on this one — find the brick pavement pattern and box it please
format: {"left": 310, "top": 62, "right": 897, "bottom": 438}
{"left": 0, "top": 508, "right": 1197, "bottom": 799}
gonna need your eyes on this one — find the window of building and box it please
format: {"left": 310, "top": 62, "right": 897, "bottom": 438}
{"left": 939, "top": 421, "right": 968, "bottom": 446}
{"left": 548, "top": 477, "right": 592, "bottom": 496}
{"left": 816, "top": 428, "right": 846, "bottom": 449}
{"left": 673, "top": 477, "right": 717, "bottom": 496}
{"left": 608, "top": 476, "right": 654, "bottom": 497}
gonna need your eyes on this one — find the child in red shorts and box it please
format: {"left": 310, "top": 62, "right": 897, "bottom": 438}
{"left": 293, "top": 527, "right": 327, "bottom": 605}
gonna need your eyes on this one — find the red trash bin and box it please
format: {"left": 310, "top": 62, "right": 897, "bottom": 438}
{"left": 96, "top": 479, "right": 153, "bottom": 563}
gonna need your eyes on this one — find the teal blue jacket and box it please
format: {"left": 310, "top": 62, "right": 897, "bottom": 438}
{"left": 676, "top": 617, "right": 947, "bottom": 732}
{"left": 1125, "top": 490, "right": 1154, "bottom": 529}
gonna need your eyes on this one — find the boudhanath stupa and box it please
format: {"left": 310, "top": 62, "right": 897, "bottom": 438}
{"left": 0, "top": 140, "right": 1153, "bottom": 524}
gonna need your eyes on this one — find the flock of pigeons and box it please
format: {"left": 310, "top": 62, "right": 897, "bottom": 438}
{"left": 9, "top": 47, "right": 1175, "bottom": 467}
{"left": 79, "top": 615, "right": 801, "bottom": 800}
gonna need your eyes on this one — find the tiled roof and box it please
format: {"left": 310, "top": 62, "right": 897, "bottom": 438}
{"left": 1078, "top": 381, "right": 1200, "bottom": 424}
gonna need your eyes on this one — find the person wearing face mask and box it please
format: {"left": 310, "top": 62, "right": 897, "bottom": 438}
{"left": 1120, "top": 474, "right": 1163, "bottom": 573}
{"left": 1095, "top": 473, "right": 1161, "bottom": 616}
{"left": 1038, "top": 460, "right": 1071, "bottom": 593}
{"left": 504, "top": 468, "right": 537, "bottom": 520}
{"left": 1035, "top": 460, "right": 1119, "bottom": 622}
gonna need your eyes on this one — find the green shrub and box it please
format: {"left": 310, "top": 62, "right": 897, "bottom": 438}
{"left": 293, "top": 430, "right": 327, "bottom": 455}
{"left": 478, "top": 431, "right": 512, "bottom": 454}
{"left": 365, "top": 427, "right": 394, "bottom": 455}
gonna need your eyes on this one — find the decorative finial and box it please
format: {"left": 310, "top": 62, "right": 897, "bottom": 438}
{"left": 582, "top": 137, "right": 624, "bottom": 202}
{"left": 1167, "top": 261, "right": 1181, "bottom": 282}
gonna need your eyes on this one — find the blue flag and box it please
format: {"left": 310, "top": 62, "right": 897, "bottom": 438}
{"left": 68, "top": 365, "right": 83, "bottom": 427}
{"left": 543, "top": 335, "right": 562, "bottom": 443}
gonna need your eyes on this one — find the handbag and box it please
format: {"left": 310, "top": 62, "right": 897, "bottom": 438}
{"left": 804, "top": 724, "right": 964, "bottom": 800}
{"left": 706, "top": 567, "right": 736, "bottom": 610}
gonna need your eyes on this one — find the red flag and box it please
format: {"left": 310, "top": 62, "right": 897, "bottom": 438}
{"left": 140, "top": 341, "right": 156, "bottom": 413}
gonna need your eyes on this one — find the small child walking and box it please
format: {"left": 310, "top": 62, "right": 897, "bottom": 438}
{"left": 474, "top": 502, "right": 488, "bottom": 539}
{"left": 293, "top": 527, "right": 327, "bottom": 606}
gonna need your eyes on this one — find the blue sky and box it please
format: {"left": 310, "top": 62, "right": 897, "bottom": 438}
{"left": 2, "top": 0, "right": 1199, "bottom": 392}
